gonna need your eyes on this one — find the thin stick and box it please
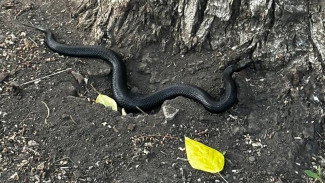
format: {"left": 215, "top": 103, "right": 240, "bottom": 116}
{"left": 136, "top": 106, "right": 147, "bottom": 115}
{"left": 218, "top": 172, "right": 229, "bottom": 183}
{"left": 18, "top": 68, "right": 72, "bottom": 87}
{"left": 41, "top": 101, "right": 50, "bottom": 124}
{"left": 90, "top": 83, "right": 100, "bottom": 94}
{"left": 28, "top": 37, "right": 38, "bottom": 46}
{"left": 70, "top": 115, "right": 76, "bottom": 124}
{"left": 21, "top": 22, "right": 47, "bottom": 32}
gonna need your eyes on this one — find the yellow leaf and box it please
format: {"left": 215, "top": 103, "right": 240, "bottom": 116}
{"left": 185, "top": 136, "right": 224, "bottom": 173}
{"left": 96, "top": 94, "right": 118, "bottom": 111}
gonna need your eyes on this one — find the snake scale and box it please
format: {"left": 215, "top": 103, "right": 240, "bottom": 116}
{"left": 24, "top": 24, "right": 251, "bottom": 113}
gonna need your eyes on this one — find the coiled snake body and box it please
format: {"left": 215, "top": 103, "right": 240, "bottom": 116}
{"left": 26, "top": 25, "right": 251, "bottom": 113}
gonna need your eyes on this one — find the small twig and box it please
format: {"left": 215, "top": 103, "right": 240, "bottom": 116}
{"left": 180, "top": 167, "right": 186, "bottom": 182}
{"left": 28, "top": 36, "right": 38, "bottom": 46}
{"left": 21, "top": 22, "right": 47, "bottom": 32}
{"left": 218, "top": 172, "right": 229, "bottom": 183}
{"left": 69, "top": 115, "right": 76, "bottom": 124}
{"left": 176, "top": 157, "right": 188, "bottom": 162}
{"left": 136, "top": 106, "right": 147, "bottom": 115}
{"left": 41, "top": 101, "right": 50, "bottom": 124}
{"left": 90, "top": 83, "right": 100, "bottom": 94}
{"left": 196, "top": 129, "right": 209, "bottom": 136}
{"left": 17, "top": 68, "right": 72, "bottom": 87}
{"left": 15, "top": 4, "right": 33, "bottom": 19}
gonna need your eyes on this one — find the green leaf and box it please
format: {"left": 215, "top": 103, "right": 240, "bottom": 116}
{"left": 317, "top": 165, "right": 322, "bottom": 176}
{"left": 304, "top": 170, "right": 321, "bottom": 180}
{"left": 185, "top": 136, "right": 225, "bottom": 173}
{"left": 96, "top": 94, "right": 118, "bottom": 111}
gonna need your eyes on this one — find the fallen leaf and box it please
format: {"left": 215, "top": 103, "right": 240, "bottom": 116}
{"left": 185, "top": 136, "right": 225, "bottom": 173}
{"left": 71, "top": 71, "right": 84, "bottom": 84}
{"left": 304, "top": 170, "right": 321, "bottom": 180}
{"left": 122, "top": 108, "right": 127, "bottom": 116}
{"left": 96, "top": 94, "right": 118, "bottom": 111}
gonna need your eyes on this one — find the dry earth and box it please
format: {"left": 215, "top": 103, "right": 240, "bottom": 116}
{"left": 0, "top": 0, "right": 324, "bottom": 183}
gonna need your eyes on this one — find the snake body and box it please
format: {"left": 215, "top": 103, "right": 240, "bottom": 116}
{"left": 28, "top": 25, "right": 250, "bottom": 113}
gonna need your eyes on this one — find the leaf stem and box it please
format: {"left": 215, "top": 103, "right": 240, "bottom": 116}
{"left": 218, "top": 172, "right": 229, "bottom": 183}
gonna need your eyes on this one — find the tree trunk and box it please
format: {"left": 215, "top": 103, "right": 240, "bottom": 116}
{"left": 71, "top": 0, "right": 324, "bottom": 73}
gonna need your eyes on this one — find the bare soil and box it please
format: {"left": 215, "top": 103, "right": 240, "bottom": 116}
{"left": 0, "top": 0, "right": 324, "bottom": 183}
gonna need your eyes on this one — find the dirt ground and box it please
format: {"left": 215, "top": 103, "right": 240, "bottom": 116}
{"left": 1, "top": 0, "right": 325, "bottom": 183}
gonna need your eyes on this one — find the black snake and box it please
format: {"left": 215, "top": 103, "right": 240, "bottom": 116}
{"left": 24, "top": 24, "right": 251, "bottom": 113}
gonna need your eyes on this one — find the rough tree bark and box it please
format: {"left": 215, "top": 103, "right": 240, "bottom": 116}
{"left": 70, "top": 0, "right": 324, "bottom": 73}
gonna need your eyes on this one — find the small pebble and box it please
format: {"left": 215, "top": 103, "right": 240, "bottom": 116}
{"left": 162, "top": 105, "right": 179, "bottom": 121}
{"left": 302, "top": 124, "right": 315, "bottom": 139}
{"left": 137, "top": 62, "right": 151, "bottom": 74}
{"left": 28, "top": 140, "right": 39, "bottom": 147}
{"left": 127, "top": 124, "right": 136, "bottom": 131}
{"left": 71, "top": 71, "right": 84, "bottom": 84}
{"left": 232, "top": 126, "right": 247, "bottom": 136}
{"left": 248, "top": 156, "right": 256, "bottom": 162}
{"left": 73, "top": 170, "right": 83, "bottom": 179}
